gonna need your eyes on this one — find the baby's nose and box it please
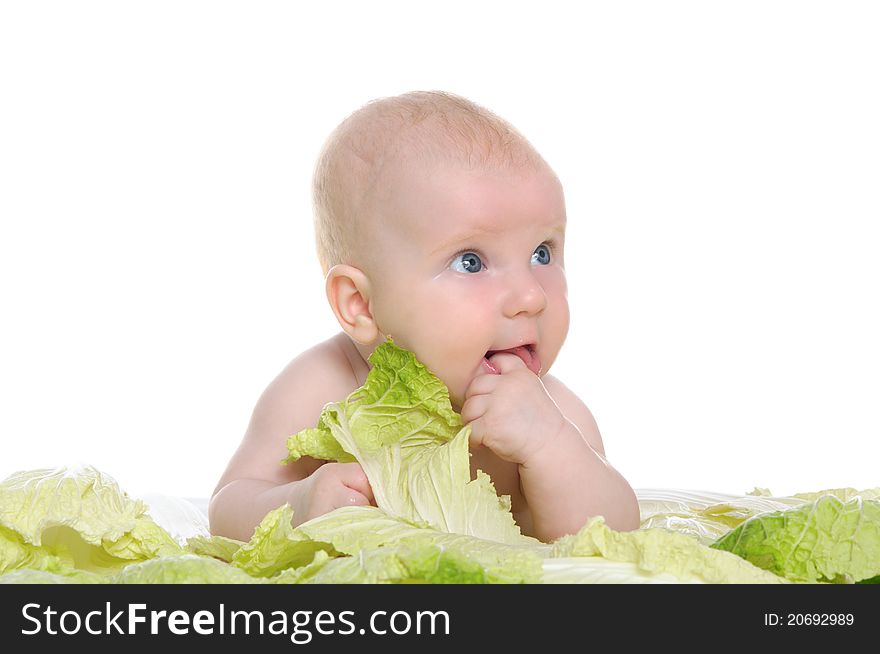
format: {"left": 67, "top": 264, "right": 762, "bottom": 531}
{"left": 502, "top": 269, "right": 547, "bottom": 318}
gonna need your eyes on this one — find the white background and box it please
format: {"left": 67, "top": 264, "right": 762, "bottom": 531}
{"left": 1, "top": 2, "right": 877, "bottom": 501}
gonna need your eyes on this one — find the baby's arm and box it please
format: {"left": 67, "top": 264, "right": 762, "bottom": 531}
{"left": 209, "top": 338, "right": 371, "bottom": 542}
{"left": 520, "top": 374, "right": 640, "bottom": 540}
{"left": 462, "top": 354, "right": 640, "bottom": 542}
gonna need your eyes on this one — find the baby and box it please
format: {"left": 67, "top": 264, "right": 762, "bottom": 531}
{"left": 209, "top": 91, "right": 640, "bottom": 544}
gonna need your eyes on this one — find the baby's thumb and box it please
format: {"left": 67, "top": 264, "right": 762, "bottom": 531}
{"left": 338, "top": 462, "right": 375, "bottom": 505}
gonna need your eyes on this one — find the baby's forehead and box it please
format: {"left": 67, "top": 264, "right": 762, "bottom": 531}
{"left": 352, "top": 145, "right": 548, "bottom": 235}
{"left": 376, "top": 159, "right": 566, "bottom": 244}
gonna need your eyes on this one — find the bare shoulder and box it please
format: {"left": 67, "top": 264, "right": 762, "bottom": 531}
{"left": 541, "top": 374, "right": 605, "bottom": 457}
{"left": 212, "top": 333, "right": 362, "bottom": 494}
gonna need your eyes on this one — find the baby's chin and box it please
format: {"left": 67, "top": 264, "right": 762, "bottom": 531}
{"left": 446, "top": 375, "right": 483, "bottom": 414}
{"left": 448, "top": 392, "right": 466, "bottom": 414}
{"left": 447, "top": 381, "right": 473, "bottom": 414}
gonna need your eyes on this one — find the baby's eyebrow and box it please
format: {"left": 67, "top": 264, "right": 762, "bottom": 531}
{"left": 429, "top": 228, "right": 498, "bottom": 256}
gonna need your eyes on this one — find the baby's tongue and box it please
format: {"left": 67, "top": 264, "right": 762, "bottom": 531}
{"left": 487, "top": 346, "right": 541, "bottom": 375}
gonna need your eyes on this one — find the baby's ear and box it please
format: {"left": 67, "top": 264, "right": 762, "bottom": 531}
{"left": 325, "top": 264, "right": 379, "bottom": 345}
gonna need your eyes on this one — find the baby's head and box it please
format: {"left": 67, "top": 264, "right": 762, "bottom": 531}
{"left": 313, "top": 91, "right": 569, "bottom": 409}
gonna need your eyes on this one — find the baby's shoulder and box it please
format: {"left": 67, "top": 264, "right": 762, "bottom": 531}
{"left": 265, "top": 333, "right": 362, "bottom": 405}
{"left": 540, "top": 373, "right": 581, "bottom": 408}
{"left": 541, "top": 373, "right": 605, "bottom": 456}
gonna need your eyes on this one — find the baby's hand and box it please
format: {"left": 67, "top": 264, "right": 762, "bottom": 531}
{"left": 460, "top": 353, "right": 568, "bottom": 465}
{"left": 289, "top": 462, "right": 375, "bottom": 525}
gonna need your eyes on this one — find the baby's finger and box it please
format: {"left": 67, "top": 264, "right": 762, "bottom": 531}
{"left": 464, "top": 372, "right": 498, "bottom": 400}
{"left": 358, "top": 480, "right": 375, "bottom": 506}
{"left": 467, "top": 418, "right": 487, "bottom": 449}
{"left": 337, "top": 462, "right": 375, "bottom": 504}
{"left": 460, "top": 394, "right": 489, "bottom": 425}
{"left": 335, "top": 486, "right": 372, "bottom": 509}
{"left": 486, "top": 352, "right": 528, "bottom": 375}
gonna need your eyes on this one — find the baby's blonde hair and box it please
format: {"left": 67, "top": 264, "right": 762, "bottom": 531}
{"left": 311, "top": 90, "right": 546, "bottom": 275}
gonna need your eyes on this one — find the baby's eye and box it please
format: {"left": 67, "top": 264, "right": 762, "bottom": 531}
{"left": 450, "top": 252, "right": 483, "bottom": 273}
{"left": 531, "top": 243, "right": 552, "bottom": 266}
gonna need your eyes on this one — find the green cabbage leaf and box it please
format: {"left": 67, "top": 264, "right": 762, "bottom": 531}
{"left": 710, "top": 495, "right": 880, "bottom": 583}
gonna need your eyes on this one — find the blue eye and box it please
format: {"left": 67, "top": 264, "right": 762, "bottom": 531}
{"left": 532, "top": 243, "right": 552, "bottom": 266}
{"left": 450, "top": 252, "right": 483, "bottom": 273}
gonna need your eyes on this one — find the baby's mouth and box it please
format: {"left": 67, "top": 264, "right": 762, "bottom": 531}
{"left": 483, "top": 344, "right": 541, "bottom": 375}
